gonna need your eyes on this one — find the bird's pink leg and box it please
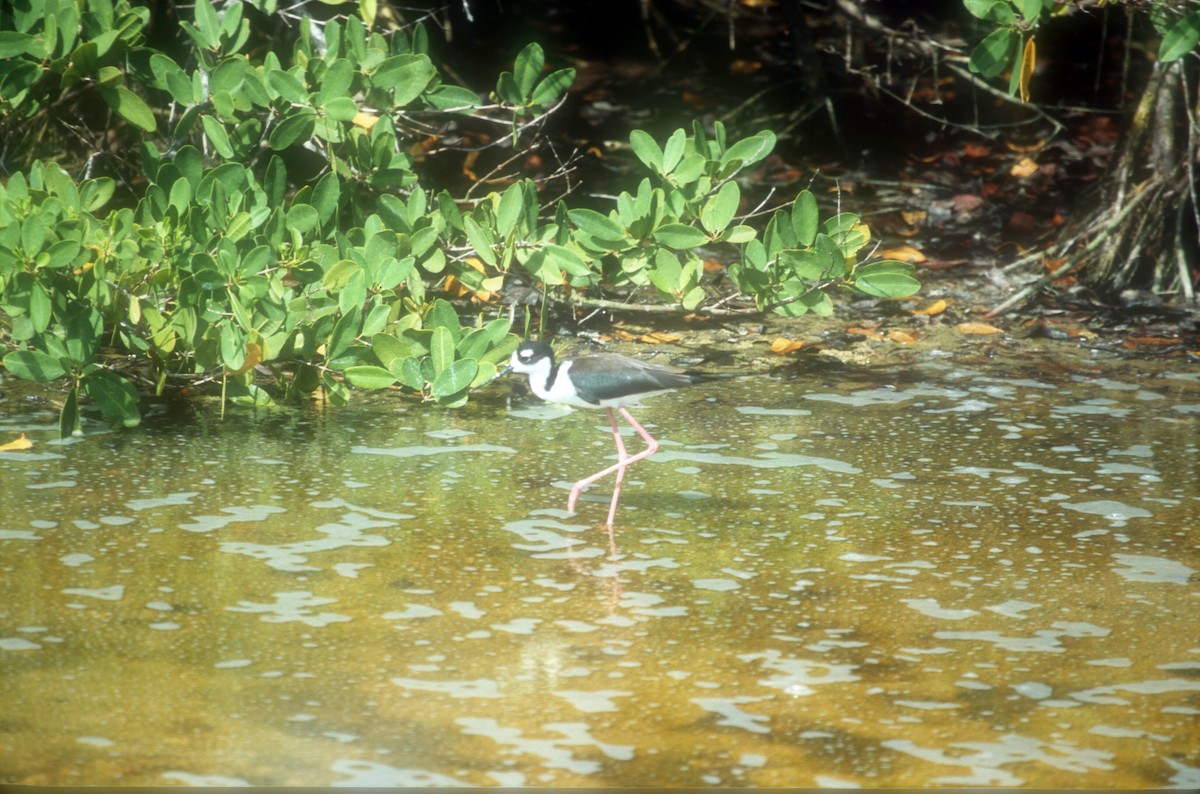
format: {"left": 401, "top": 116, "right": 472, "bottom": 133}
{"left": 566, "top": 407, "right": 660, "bottom": 527}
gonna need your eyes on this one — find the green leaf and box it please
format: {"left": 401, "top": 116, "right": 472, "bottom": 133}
{"left": 201, "top": 115, "right": 234, "bottom": 157}
{"left": 629, "top": 129, "right": 663, "bottom": 171}
{"left": 60, "top": 385, "right": 81, "bottom": 438}
{"left": 424, "top": 84, "right": 480, "bottom": 111}
{"left": 463, "top": 215, "right": 498, "bottom": 266}
{"left": 1014, "top": 0, "right": 1044, "bottom": 23}
{"left": 372, "top": 54, "right": 435, "bottom": 105}
{"left": 319, "top": 57, "right": 354, "bottom": 105}
{"left": 0, "top": 32, "right": 38, "bottom": 58}
{"left": 267, "top": 68, "right": 308, "bottom": 103}
{"left": 151, "top": 53, "right": 195, "bottom": 105}
{"left": 787, "top": 192, "right": 817, "bottom": 247}
{"left": 100, "top": 86, "right": 157, "bottom": 132}
{"left": 670, "top": 153, "right": 707, "bottom": 185}
{"left": 653, "top": 223, "right": 709, "bottom": 250}
{"left": 719, "top": 131, "right": 776, "bottom": 172}
{"left": 568, "top": 208, "right": 626, "bottom": 242}
{"left": 430, "top": 325, "right": 455, "bottom": 373}
{"left": 852, "top": 261, "right": 921, "bottom": 298}
{"left": 661, "top": 128, "right": 687, "bottom": 174}
{"left": 322, "top": 371, "right": 350, "bottom": 406}
{"left": 82, "top": 371, "right": 141, "bottom": 427}
{"left": 324, "top": 96, "right": 359, "bottom": 121}
{"left": 327, "top": 311, "right": 363, "bottom": 362}
{"left": 344, "top": 365, "right": 398, "bottom": 389}
{"left": 268, "top": 108, "right": 316, "bottom": 150}
{"left": 1160, "top": 11, "right": 1200, "bottom": 62}
{"left": 969, "top": 28, "right": 1018, "bottom": 78}
{"left": 963, "top": 0, "right": 998, "bottom": 19}
{"left": 513, "top": 42, "right": 544, "bottom": 98}
{"left": 312, "top": 172, "right": 340, "bottom": 227}
{"left": 496, "top": 182, "right": 525, "bottom": 237}
{"left": 193, "top": 0, "right": 220, "bottom": 49}
{"left": 700, "top": 180, "right": 740, "bottom": 235}
{"left": 431, "top": 358, "right": 478, "bottom": 398}
{"left": 529, "top": 68, "right": 574, "bottom": 107}
{"left": 3, "top": 350, "right": 67, "bottom": 381}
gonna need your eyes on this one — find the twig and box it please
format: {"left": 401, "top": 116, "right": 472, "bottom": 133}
{"left": 984, "top": 181, "right": 1160, "bottom": 317}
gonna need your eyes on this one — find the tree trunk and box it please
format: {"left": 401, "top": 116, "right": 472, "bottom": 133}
{"left": 1072, "top": 56, "right": 1198, "bottom": 303}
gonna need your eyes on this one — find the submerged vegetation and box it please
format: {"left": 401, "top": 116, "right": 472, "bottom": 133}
{"left": 0, "top": 0, "right": 919, "bottom": 435}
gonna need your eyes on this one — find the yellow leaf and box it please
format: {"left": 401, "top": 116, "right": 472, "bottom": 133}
{"left": 351, "top": 112, "right": 378, "bottom": 131}
{"left": 911, "top": 299, "right": 947, "bottom": 316}
{"left": 770, "top": 337, "right": 806, "bottom": 354}
{"left": 1019, "top": 35, "right": 1036, "bottom": 103}
{"left": 228, "top": 342, "right": 264, "bottom": 376}
{"left": 957, "top": 322, "right": 1004, "bottom": 335}
{"left": 878, "top": 245, "right": 926, "bottom": 263}
{"left": 1010, "top": 156, "right": 1038, "bottom": 178}
{"left": 901, "top": 210, "right": 927, "bottom": 226}
{"left": 888, "top": 329, "right": 918, "bottom": 344}
{"left": 639, "top": 332, "right": 681, "bottom": 344}
{"left": 0, "top": 433, "right": 33, "bottom": 452}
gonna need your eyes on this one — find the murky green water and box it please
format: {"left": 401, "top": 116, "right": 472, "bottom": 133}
{"left": 2, "top": 350, "right": 1198, "bottom": 786}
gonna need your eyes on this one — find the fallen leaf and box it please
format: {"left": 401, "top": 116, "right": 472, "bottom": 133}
{"left": 770, "top": 337, "right": 807, "bottom": 354}
{"left": 888, "top": 329, "right": 919, "bottom": 344}
{"left": 911, "top": 299, "right": 948, "bottom": 316}
{"left": 702, "top": 257, "right": 726, "bottom": 273}
{"left": 957, "top": 322, "right": 1004, "bottom": 335}
{"left": 0, "top": 433, "right": 33, "bottom": 452}
{"left": 847, "top": 327, "right": 886, "bottom": 340}
{"left": 1004, "top": 138, "right": 1046, "bottom": 154}
{"left": 963, "top": 143, "right": 991, "bottom": 158}
{"left": 952, "top": 194, "right": 984, "bottom": 213}
{"left": 901, "top": 210, "right": 927, "bottom": 226}
{"left": 728, "top": 59, "right": 762, "bottom": 77}
{"left": 1123, "top": 335, "right": 1181, "bottom": 348}
{"left": 878, "top": 245, "right": 926, "bottom": 263}
{"left": 639, "top": 332, "right": 681, "bottom": 344}
{"left": 1007, "top": 211, "right": 1038, "bottom": 232}
{"left": 1010, "top": 157, "right": 1039, "bottom": 178}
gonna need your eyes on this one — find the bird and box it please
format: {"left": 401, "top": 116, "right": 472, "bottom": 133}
{"left": 503, "top": 340, "right": 714, "bottom": 528}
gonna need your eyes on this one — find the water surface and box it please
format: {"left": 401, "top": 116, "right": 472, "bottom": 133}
{"left": 1, "top": 351, "right": 1198, "bottom": 786}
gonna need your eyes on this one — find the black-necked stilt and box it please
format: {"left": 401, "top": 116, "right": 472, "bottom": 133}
{"left": 503, "top": 340, "right": 714, "bottom": 527}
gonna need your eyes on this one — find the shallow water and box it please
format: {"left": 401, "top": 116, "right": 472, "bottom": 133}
{"left": 1, "top": 352, "right": 1198, "bottom": 786}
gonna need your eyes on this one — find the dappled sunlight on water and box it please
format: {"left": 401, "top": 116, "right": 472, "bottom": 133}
{"left": 1, "top": 357, "right": 1198, "bottom": 786}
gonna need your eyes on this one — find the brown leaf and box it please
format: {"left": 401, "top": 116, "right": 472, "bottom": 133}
{"left": 963, "top": 143, "right": 991, "bottom": 158}
{"left": 728, "top": 59, "right": 762, "bottom": 77}
{"left": 888, "top": 329, "right": 919, "bottom": 344}
{"left": 952, "top": 194, "right": 984, "bottom": 213}
{"left": 847, "top": 326, "right": 885, "bottom": 340}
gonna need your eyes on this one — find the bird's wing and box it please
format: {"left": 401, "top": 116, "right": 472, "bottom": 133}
{"left": 567, "top": 353, "right": 708, "bottom": 404}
